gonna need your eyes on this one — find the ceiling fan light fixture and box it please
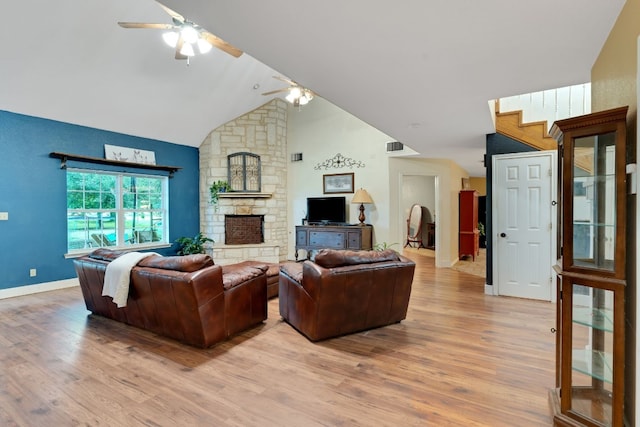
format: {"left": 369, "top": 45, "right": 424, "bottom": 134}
{"left": 298, "top": 95, "right": 310, "bottom": 106}
{"left": 197, "top": 38, "right": 212, "bottom": 54}
{"left": 285, "top": 92, "right": 297, "bottom": 104}
{"left": 285, "top": 86, "right": 314, "bottom": 106}
{"left": 180, "top": 42, "right": 195, "bottom": 57}
{"left": 302, "top": 89, "right": 314, "bottom": 103}
{"left": 162, "top": 31, "right": 179, "bottom": 48}
{"left": 181, "top": 25, "right": 199, "bottom": 44}
{"left": 289, "top": 87, "right": 302, "bottom": 98}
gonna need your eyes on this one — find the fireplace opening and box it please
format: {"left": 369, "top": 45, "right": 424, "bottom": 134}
{"left": 225, "top": 215, "right": 264, "bottom": 245}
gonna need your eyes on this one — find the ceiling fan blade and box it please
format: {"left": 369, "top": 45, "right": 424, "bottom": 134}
{"left": 118, "top": 22, "right": 175, "bottom": 30}
{"left": 200, "top": 31, "right": 243, "bottom": 58}
{"left": 155, "top": 1, "right": 185, "bottom": 23}
{"left": 174, "top": 35, "right": 188, "bottom": 60}
{"left": 273, "top": 75, "right": 296, "bottom": 85}
{"left": 262, "top": 88, "right": 290, "bottom": 96}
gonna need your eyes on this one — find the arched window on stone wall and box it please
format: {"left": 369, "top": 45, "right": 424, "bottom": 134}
{"left": 228, "top": 152, "right": 261, "bottom": 192}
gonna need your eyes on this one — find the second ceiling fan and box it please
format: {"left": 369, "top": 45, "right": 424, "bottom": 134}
{"left": 262, "top": 76, "right": 316, "bottom": 107}
{"left": 118, "top": 1, "right": 243, "bottom": 60}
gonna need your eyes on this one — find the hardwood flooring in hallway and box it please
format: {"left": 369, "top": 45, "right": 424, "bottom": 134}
{"left": 0, "top": 250, "right": 555, "bottom": 426}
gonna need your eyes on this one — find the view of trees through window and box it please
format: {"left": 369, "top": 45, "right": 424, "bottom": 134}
{"left": 67, "top": 170, "right": 167, "bottom": 252}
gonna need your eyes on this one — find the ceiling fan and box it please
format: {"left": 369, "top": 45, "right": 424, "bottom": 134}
{"left": 262, "top": 76, "right": 316, "bottom": 107}
{"left": 118, "top": 1, "right": 243, "bottom": 60}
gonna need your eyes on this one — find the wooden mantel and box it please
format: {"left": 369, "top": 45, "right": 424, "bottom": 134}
{"left": 217, "top": 192, "right": 272, "bottom": 199}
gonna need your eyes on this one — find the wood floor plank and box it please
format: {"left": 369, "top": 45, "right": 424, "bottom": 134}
{"left": 0, "top": 251, "right": 555, "bottom": 426}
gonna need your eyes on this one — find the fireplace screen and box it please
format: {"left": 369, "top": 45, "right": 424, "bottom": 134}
{"left": 225, "top": 215, "right": 264, "bottom": 245}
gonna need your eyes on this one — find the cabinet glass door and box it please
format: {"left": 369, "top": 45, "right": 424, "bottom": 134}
{"left": 570, "top": 283, "right": 614, "bottom": 425}
{"left": 571, "top": 132, "right": 616, "bottom": 271}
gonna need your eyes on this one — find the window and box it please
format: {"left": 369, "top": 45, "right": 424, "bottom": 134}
{"left": 66, "top": 169, "right": 168, "bottom": 253}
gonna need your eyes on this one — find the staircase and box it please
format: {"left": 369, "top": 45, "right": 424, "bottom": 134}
{"left": 495, "top": 104, "right": 557, "bottom": 151}
{"left": 494, "top": 82, "right": 591, "bottom": 151}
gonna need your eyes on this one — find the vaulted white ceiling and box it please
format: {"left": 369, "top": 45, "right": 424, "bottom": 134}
{"left": 0, "top": 0, "right": 625, "bottom": 176}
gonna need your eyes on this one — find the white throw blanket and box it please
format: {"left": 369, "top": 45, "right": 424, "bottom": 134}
{"left": 102, "top": 252, "right": 158, "bottom": 308}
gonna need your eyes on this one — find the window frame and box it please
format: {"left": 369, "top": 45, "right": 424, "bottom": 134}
{"left": 65, "top": 168, "right": 170, "bottom": 257}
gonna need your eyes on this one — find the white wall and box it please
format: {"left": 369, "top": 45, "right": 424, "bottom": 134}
{"left": 286, "top": 98, "right": 394, "bottom": 259}
{"left": 402, "top": 175, "right": 436, "bottom": 223}
{"left": 287, "top": 97, "right": 470, "bottom": 264}
{"left": 499, "top": 83, "right": 592, "bottom": 132}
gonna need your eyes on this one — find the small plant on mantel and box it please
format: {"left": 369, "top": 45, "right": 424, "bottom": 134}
{"left": 175, "top": 232, "right": 214, "bottom": 255}
{"left": 209, "top": 180, "right": 229, "bottom": 205}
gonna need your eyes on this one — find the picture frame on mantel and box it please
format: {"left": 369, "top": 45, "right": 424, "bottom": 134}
{"left": 323, "top": 173, "right": 354, "bottom": 194}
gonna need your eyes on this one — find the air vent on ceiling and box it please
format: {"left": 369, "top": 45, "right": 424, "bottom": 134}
{"left": 386, "top": 141, "right": 404, "bottom": 152}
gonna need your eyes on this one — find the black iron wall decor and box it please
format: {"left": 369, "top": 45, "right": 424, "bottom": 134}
{"left": 314, "top": 153, "right": 365, "bottom": 170}
{"left": 228, "top": 152, "right": 261, "bottom": 192}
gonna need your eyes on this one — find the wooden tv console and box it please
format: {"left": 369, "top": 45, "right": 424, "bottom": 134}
{"left": 295, "top": 224, "right": 373, "bottom": 260}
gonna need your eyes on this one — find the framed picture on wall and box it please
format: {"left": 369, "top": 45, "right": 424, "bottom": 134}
{"left": 104, "top": 144, "right": 156, "bottom": 165}
{"left": 323, "top": 173, "right": 354, "bottom": 194}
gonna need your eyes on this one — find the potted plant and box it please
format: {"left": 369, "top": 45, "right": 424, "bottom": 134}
{"left": 175, "top": 232, "right": 214, "bottom": 255}
{"left": 373, "top": 242, "right": 398, "bottom": 251}
{"left": 209, "top": 180, "right": 230, "bottom": 205}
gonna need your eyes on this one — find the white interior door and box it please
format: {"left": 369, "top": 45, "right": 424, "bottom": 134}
{"left": 493, "top": 151, "right": 556, "bottom": 301}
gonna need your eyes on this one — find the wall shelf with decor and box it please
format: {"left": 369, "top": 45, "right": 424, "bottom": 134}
{"left": 49, "top": 152, "right": 181, "bottom": 176}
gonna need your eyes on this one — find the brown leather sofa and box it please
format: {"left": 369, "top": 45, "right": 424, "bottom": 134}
{"left": 279, "top": 249, "right": 416, "bottom": 341}
{"left": 74, "top": 249, "right": 268, "bottom": 348}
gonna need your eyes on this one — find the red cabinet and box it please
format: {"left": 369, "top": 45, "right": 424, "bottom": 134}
{"left": 458, "top": 189, "right": 479, "bottom": 261}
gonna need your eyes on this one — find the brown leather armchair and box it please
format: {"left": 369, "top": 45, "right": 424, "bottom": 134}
{"left": 279, "top": 249, "right": 415, "bottom": 341}
{"left": 74, "top": 249, "right": 268, "bottom": 348}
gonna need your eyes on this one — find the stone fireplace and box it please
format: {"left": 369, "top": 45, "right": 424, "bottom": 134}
{"left": 199, "top": 99, "right": 288, "bottom": 265}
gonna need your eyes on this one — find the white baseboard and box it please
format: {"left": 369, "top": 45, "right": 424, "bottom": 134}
{"left": 484, "top": 284, "right": 495, "bottom": 295}
{"left": 0, "top": 278, "right": 79, "bottom": 300}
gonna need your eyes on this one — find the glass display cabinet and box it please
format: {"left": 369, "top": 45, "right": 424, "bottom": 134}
{"left": 549, "top": 106, "right": 628, "bottom": 427}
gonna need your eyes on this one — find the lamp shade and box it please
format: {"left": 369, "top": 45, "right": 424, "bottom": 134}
{"left": 162, "top": 31, "right": 179, "bottom": 48}
{"left": 197, "top": 38, "right": 212, "bottom": 54}
{"left": 352, "top": 188, "right": 373, "bottom": 204}
{"left": 180, "top": 42, "right": 195, "bottom": 57}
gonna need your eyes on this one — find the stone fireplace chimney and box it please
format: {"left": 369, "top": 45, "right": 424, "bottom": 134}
{"left": 199, "top": 99, "right": 288, "bottom": 265}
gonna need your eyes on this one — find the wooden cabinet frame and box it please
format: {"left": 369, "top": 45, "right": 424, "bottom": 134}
{"left": 549, "top": 107, "right": 628, "bottom": 427}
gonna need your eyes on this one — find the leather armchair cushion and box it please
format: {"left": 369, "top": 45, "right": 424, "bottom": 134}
{"left": 221, "top": 263, "right": 269, "bottom": 290}
{"left": 137, "top": 254, "right": 213, "bottom": 272}
{"left": 313, "top": 248, "right": 400, "bottom": 268}
{"left": 280, "top": 262, "right": 303, "bottom": 283}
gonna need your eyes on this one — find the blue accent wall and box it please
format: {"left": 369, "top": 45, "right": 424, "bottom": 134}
{"left": 485, "top": 132, "right": 537, "bottom": 287}
{"left": 0, "top": 110, "right": 201, "bottom": 290}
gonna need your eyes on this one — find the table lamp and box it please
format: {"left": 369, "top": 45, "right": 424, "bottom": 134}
{"left": 351, "top": 188, "right": 373, "bottom": 225}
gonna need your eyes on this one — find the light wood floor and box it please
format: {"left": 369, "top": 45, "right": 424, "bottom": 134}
{"left": 0, "top": 250, "right": 556, "bottom": 426}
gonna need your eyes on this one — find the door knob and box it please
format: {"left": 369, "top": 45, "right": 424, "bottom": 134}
{"left": 500, "top": 232, "right": 507, "bottom": 238}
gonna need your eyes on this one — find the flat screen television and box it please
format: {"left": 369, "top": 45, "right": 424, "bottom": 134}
{"left": 307, "top": 196, "right": 347, "bottom": 225}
